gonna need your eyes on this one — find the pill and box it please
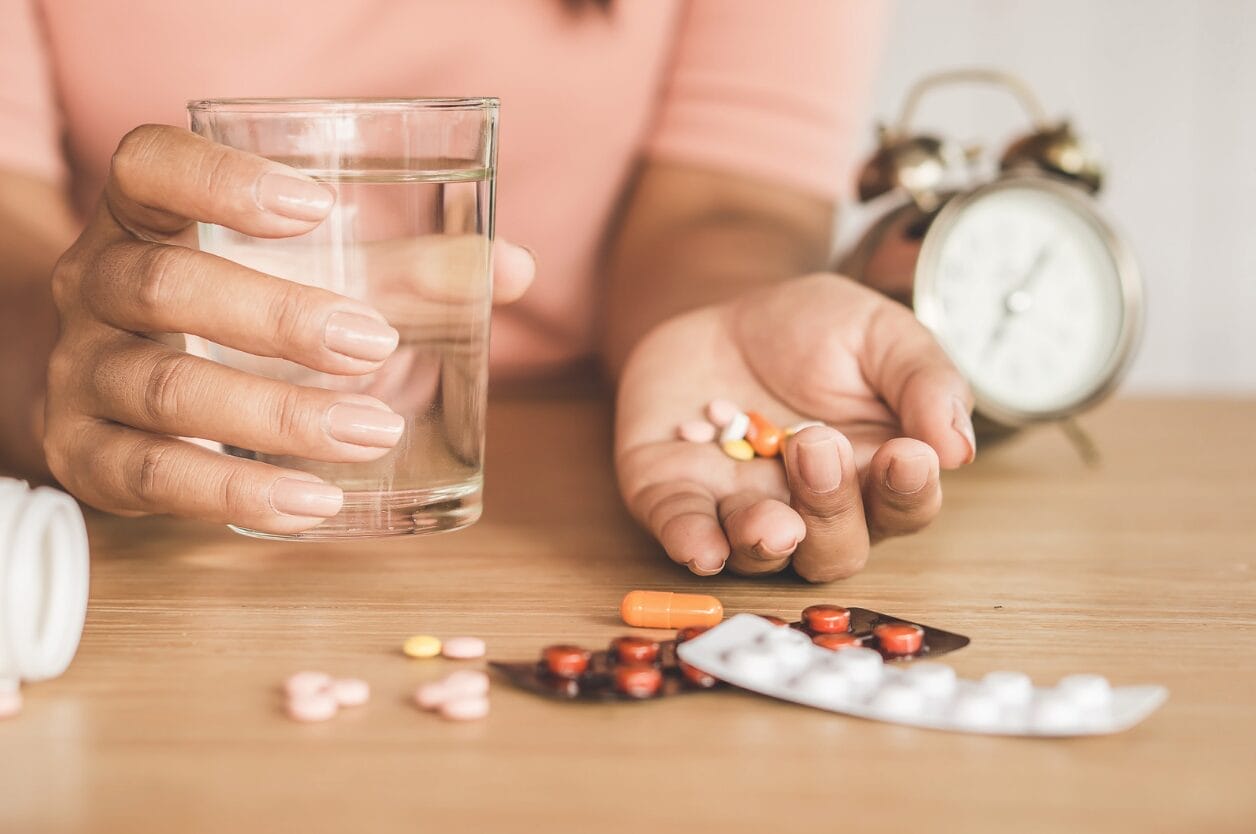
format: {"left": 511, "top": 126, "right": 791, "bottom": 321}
{"left": 719, "top": 412, "right": 751, "bottom": 443}
{"left": 402, "top": 634, "right": 443, "bottom": 658}
{"left": 678, "top": 661, "right": 718, "bottom": 689}
{"left": 330, "top": 678, "right": 370, "bottom": 707}
{"left": 414, "top": 682, "right": 450, "bottom": 710}
{"left": 543, "top": 645, "right": 592, "bottom": 679}
{"left": 614, "top": 663, "right": 663, "bottom": 698}
{"left": 414, "top": 670, "right": 490, "bottom": 710}
{"left": 871, "top": 683, "right": 926, "bottom": 719}
{"left": 827, "top": 647, "right": 884, "bottom": 683}
{"left": 286, "top": 691, "right": 338, "bottom": 723}
{"left": 705, "top": 399, "right": 740, "bottom": 428}
{"left": 982, "top": 670, "right": 1034, "bottom": 705}
{"left": 676, "top": 420, "right": 717, "bottom": 443}
{"left": 1031, "top": 692, "right": 1080, "bottom": 732}
{"left": 674, "top": 625, "right": 711, "bottom": 644}
{"left": 813, "top": 633, "right": 862, "bottom": 651}
{"left": 611, "top": 636, "right": 660, "bottom": 665}
{"left": 620, "top": 590, "right": 723, "bottom": 630}
{"left": 722, "top": 645, "right": 777, "bottom": 682}
{"left": 442, "top": 636, "right": 486, "bottom": 659}
{"left": 873, "top": 623, "right": 924, "bottom": 656}
{"left": 284, "top": 671, "right": 332, "bottom": 699}
{"left": 745, "top": 412, "right": 784, "bottom": 458}
{"left": 950, "top": 690, "right": 1003, "bottom": 730}
{"left": 790, "top": 666, "right": 854, "bottom": 702}
{"left": 440, "top": 695, "right": 490, "bottom": 721}
{"left": 801, "top": 604, "right": 851, "bottom": 634}
{"left": 903, "top": 662, "right": 958, "bottom": 698}
{"left": 1055, "top": 674, "right": 1112, "bottom": 709}
{"left": 0, "top": 689, "right": 21, "bottom": 720}
{"left": 785, "top": 420, "right": 826, "bottom": 438}
{"left": 721, "top": 438, "right": 755, "bottom": 461}
{"left": 0, "top": 677, "right": 16, "bottom": 694}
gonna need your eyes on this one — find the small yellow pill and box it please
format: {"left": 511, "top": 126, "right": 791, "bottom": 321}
{"left": 721, "top": 438, "right": 755, "bottom": 461}
{"left": 402, "top": 634, "right": 442, "bottom": 658}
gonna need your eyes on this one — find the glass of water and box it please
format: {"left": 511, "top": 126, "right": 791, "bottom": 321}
{"left": 187, "top": 98, "right": 498, "bottom": 539}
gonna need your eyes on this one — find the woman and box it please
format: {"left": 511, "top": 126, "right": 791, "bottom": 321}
{"left": 0, "top": 0, "right": 974, "bottom": 581}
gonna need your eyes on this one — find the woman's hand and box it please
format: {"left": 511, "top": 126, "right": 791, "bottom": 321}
{"left": 615, "top": 273, "right": 975, "bottom": 582}
{"left": 44, "top": 125, "right": 532, "bottom": 534}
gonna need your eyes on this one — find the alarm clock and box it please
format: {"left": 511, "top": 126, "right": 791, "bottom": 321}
{"left": 841, "top": 69, "right": 1143, "bottom": 434}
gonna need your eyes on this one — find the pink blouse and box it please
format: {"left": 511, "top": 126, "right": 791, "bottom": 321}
{"left": 0, "top": 0, "right": 886, "bottom": 376}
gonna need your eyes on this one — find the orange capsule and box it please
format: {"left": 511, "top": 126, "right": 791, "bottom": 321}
{"left": 745, "top": 412, "right": 784, "bottom": 458}
{"left": 678, "top": 661, "right": 719, "bottom": 689}
{"left": 874, "top": 623, "right": 925, "bottom": 656}
{"left": 543, "top": 644, "right": 592, "bottom": 679}
{"left": 611, "top": 636, "right": 660, "bottom": 665}
{"left": 674, "top": 625, "right": 711, "bottom": 644}
{"left": 802, "top": 604, "right": 851, "bottom": 634}
{"left": 813, "top": 633, "right": 862, "bottom": 651}
{"left": 620, "top": 590, "right": 723, "bottom": 630}
{"left": 614, "top": 663, "right": 663, "bottom": 698}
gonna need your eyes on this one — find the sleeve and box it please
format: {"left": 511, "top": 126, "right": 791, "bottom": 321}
{"left": 0, "top": 0, "right": 66, "bottom": 183}
{"left": 644, "top": 0, "right": 889, "bottom": 201}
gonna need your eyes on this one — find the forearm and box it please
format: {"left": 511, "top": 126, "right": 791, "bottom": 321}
{"left": 0, "top": 170, "right": 77, "bottom": 479}
{"left": 600, "top": 161, "right": 835, "bottom": 377}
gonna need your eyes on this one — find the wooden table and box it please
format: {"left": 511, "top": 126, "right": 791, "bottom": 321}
{"left": 2, "top": 392, "right": 1254, "bottom": 834}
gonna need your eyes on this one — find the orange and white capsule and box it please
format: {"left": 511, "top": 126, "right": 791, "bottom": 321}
{"left": 745, "top": 412, "right": 784, "bottom": 458}
{"left": 620, "top": 590, "right": 723, "bottom": 630}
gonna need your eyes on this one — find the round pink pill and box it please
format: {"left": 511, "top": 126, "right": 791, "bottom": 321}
{"left": 441, "top": 636, "right": 486, "bottom": 659}
{"left": 440, "top": 695, "right": 490, "bottom": 722}
{"left": 286, "top": 691, "right": 338, "bottom": 723}
{"left": 330, "top": 678, "right": 370, "bottom": 707}
{"left": 442, "top": 669, "right": 490, "bottom": 699}
{"left": 705, "top": 399, "right": 740, "bottom": 428}
{"left": 414, "top": 682, "right": 449, "bottom": 711}
{"left": 0, "top": 690, "right": 22, "bottom": 720}
{"left": 676, "top": 420, "right": 717, "bottom": 443}
{"left": 284, "top": 670, "right": 331, "bottom": 699}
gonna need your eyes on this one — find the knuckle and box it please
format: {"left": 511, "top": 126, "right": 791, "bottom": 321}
{"left": 134, "top": 441, "right": 173, "bottom": 505}
{"left": 134, "top": 244, "right": 187, "bottom": 319}
{"left": 217, "top": 465, "right": 261, "bottom": 518}
{"left": 798, "top": 558, "right": 865, "bottom": 584}
{"left": 198, "top": 145, "right": 239, "bottom": 197}
{"left": 49, "top": 249, "right": 84, "bottom": 313}
{"left": 270, "top": 386, "right": 318, "bottom": 443}
{"left": 268, "top": 282, "right": 319, "bottom": 351}
{"left": 110, "top": 125, "right": 167, "bottom": 189}
{"left": 142, "top": 351, "right": 196, "bottom": 424}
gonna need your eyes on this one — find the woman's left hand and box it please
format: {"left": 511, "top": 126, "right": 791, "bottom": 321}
{"left": 615, "top": 272, "right": 976, "bottom": 582}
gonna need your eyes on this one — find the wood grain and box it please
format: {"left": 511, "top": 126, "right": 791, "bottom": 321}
{"left": 2, "top": 392, "right": 1254, "bottom": 834}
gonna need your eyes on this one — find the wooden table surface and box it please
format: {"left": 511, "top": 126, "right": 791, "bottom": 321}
{"left": 2, "top": 392, "right": 1254, "bottom": 834}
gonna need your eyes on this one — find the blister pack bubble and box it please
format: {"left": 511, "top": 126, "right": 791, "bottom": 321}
{"left": 676, "top": 614, "right": 1168, "bottom": 737}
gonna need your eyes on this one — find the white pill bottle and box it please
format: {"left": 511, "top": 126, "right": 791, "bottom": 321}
{"left": 0, "top": 478, "right": 89, "bottom": 683}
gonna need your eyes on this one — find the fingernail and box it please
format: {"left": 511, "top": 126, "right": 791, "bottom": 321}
{"left": 886, "top": 455, "right": 931, "bottom": 495}
{"left": 951, "top": 397, "right": 977, "bottom": 464}
{"left": 324, "top": 312, "right": 399, "bottom": 361}
{"left": 326, "top": 402, "right": 405, "bottom": 447}
{"left": 270, "top": 478, "right": 343, "bottom": 518}
{"left": 256, "top": 173, "right": 335, "bottom": 221}
{"left": 753, "top": 540, "right": 797, "bottom": 561}
{"left": 687, "top": 561, "right": 724, "bottom": 577}
{"left": 797, "top": 433, "right": 842, "bottom": 493}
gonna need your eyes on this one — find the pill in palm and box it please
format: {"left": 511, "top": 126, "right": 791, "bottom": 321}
{"left": 440, "top": 695, "right": 491, "bottom": 721}
{"left": 330, "top": 677, "right": 371, "bottom": 707}
{"left": 442, "top": 636, "right": 486, "bottom": 659}
{"left": 745, "top": 412, "right": 784, "bottom": 457}
{"left": 402, "top": 634, "right": 442, "bottom": 658}
{"left": 676, "top": 419, "right": 717, "bottom": 443}
{"left": 705, "top": 399, "right": 740, "bottom": 428}
{"left": 719, "top": 411, "right": 750, "bottom": 443}
{"left": 286, "top": 691, "right": 339, "bottom": 723}
{"left": 284, "top": 670, "right": 332, "bottom": 699}
{"left": 721, "top": 439, "right": 754, "bottom": 461}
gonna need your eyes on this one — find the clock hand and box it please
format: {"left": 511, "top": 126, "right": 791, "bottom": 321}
{"left": 983, "top": 244, "right": 1054, "bottom": 358}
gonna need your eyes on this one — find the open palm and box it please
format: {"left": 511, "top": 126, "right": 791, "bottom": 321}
{"left": 615, "top": 274, "right": 976, "bottom": 582}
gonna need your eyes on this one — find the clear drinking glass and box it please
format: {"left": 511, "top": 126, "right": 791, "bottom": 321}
{"left": 187, "top": 98, "right": 498, "bottom": 540}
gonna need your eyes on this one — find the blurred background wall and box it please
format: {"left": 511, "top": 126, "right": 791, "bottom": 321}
{"left": 846, "top": 0, "right": 1255, "bottom": 394}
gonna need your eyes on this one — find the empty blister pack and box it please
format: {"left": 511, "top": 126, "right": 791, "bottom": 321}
{"left": 677, "top": 614, "right": 1168, "bottom": 737}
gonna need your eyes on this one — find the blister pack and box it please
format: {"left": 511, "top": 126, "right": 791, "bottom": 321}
{"left": 677, "top": 615, "right": 1168, "bottom": 737}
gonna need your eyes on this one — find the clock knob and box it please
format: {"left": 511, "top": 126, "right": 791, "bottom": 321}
{"left": 857, "top": 129, "right": 951, "bottom": 211}
{"left": 1000, "top": 121, "right": 1104, "bottom": 194}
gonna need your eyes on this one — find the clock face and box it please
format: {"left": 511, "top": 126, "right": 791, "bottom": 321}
{"left": 915, "top": 180, "right": 1135, "bottom": 420}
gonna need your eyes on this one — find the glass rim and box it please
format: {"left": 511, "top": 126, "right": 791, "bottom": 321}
{"left": 187, "top": 96, "right": 499, "bottom": 114}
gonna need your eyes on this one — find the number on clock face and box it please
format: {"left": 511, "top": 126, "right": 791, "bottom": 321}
{"left": 925, "top": 185, "right": 1126, "bottom": 416}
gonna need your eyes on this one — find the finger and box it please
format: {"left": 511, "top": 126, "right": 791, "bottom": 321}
{"left": 49, "top": 420, "right": 343, "bottom": 535}
{"left": 86, "top": 339, "right": 404, "bottom": 462}
{"left": 783, "top": 426, "right": 869, "bottom": 582}
{"left": 85, "top": 239, "right": 397, "bottom": 373}
{"left": 106, "top": 124, "right": 335, "bottom": 240}
{"left": 861, "top": 301, "right": 976, "bottom": 468}
{"left": 719, "top": 492, "right": 806, "bottom": 577}
{"left": 862, "top": 437, "right": 942, "bottom": 543}
{"left": 492, "top": 240, "right": 536, "bottom": 304}
{"left": 630, "top": 481, "right": 729, "bottom": 576}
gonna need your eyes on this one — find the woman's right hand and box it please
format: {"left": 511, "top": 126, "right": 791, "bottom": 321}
{"left": 43, "top": 125, "right": 531, "bottom": 535}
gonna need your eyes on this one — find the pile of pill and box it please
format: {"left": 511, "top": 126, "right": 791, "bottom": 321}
{"left": 677, "top": 614, "right": 1168, "bottom": 737}
{"left": 402, "top": 634, "right": 486, "bottom": 660}
{"left": 677, "top": 399, "right": 824, "bottom": 462}
{"left": 414, "top": 669, "right": 491, "bottom": 721}
{"left": 283, "top": 671, "right": 371, "bottom": 723}
{"left": 0, "top": 678, "right": 21, "bottom": 719}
